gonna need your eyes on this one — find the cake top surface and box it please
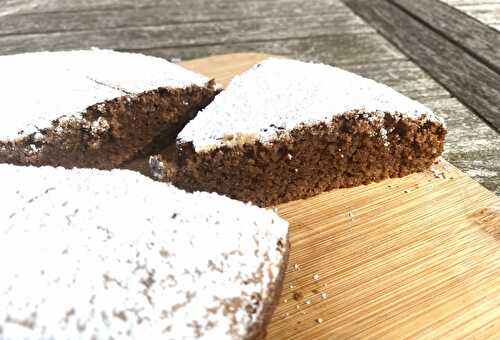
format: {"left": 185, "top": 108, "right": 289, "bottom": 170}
{"left": 178, "top": 58, "right": 444, "bottom": 152}
{"left": 0, "top": 165, "right": 287, "bottom": 340}
{"left": 0, "top": 49, "right": 210, "bottom": 141}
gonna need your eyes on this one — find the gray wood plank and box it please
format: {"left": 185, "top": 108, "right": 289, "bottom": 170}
{"left": 456, "top": 3, "right": 500, "bottom": 24}
{"left": 343, "top": 60, "right": 450, "bottom": 101}
{"left": 0, "top": 0, "right": 349, "bottom": 36}
{"left": 454, "top": 3, "right": 500, "bottom": 32}
{"left": 442, "top": 0, "right": 500, "bottom": 4}
{"left": 392, "top": 0, "right": 500, "bottom": 74}
{"left": 138, "top": 33, "right": 406, "bottom": 67}
{"left": 428, "top": 97, "right": 500, "bottom": 195}
{"left": 0, "top": 13, "right": 373, "bottom": 55}
{"left": 0, "top": 0, "right": 347, "bottom": 16}
{"left": 440, "top": 1, "right": 500, "bottom": 31}
{"left": 343, "top": 0, "right": 500, "bottom": 133}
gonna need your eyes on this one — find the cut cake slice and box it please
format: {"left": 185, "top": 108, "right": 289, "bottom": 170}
{"left": 0, "top": 49, "right": 219, "bottom": 169}
{"left": 0, "top": 164, "right": 288, "bottom": 340}
{"left": 151, "top": 58, "right": 446, "bottom": 206}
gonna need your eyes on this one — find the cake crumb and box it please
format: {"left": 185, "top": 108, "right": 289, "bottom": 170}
{"left": 305, "top": 300, "right": 311, "bottom": 305}
{"left": 292, "top": 292, "right": 303, "bottom": 301}
{"left": 294, "top": 263, "right": 300, "bottom": 271}
{"left": 285, "top": 313, "right": 289, "bottom": 317}
{"left": 320, "top": 293, "right": 327, "bottom": 299}
{"left": 316, "top": 318, "right": 323, "bottom": 324}
{"left": 289, "top": 284, "right": 294, "bottom": 289}
{"left": 430, "top": 165, "right": 446, "bottom": 179}
{"left": 296, "top": 305, "right": 300, "bottom": 310}
{"left": 283, "top": 299, "right": 288, "bottom": 303}
{"left": 313, "top": 274, "right": 320, "bottom": 281}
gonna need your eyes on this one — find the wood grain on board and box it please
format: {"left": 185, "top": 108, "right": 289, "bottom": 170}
{"left": 270, "top": 162, "right": 500, "bottom": 340}
{"left": 126, "top": 53, "right": 500, "bottom": 339}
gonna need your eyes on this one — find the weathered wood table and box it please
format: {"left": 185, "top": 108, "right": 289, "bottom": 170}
{"left": 1, "top": 1, "right": 499, "bottom": 339}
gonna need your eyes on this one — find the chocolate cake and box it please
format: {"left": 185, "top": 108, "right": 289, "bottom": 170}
{"left": 0, "top": 164, "right": 288, "bottom": 340}
{"left": 0, "top": 49, "right": 219, "bottom": 169}
{"left": 151, "top": 58, "right": 447, "bottom": 207}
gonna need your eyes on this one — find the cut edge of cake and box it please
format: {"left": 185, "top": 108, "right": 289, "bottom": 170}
{"left": 149, "top": 58, "right": 447, "bottom": 207}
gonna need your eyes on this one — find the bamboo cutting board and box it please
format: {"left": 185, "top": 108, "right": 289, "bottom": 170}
{"left": 142, "top": 54, "right": 500, "bottom": 339}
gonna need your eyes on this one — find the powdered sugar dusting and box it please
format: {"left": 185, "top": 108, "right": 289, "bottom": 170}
{"left": 0, "top": 49, "right": 210, "bottom": 141}
{"left": 178, "top": 58, "right": 444, "bottom": 152}
{"left": 0, "top": 165, "right": 287, "bottom": 339}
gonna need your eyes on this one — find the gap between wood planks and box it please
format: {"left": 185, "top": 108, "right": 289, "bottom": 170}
{"left": 343, "top": 0, "right": 500, "bottom": 133}
{"left": 392, "top": 0, "right": 500, "bottom": 80}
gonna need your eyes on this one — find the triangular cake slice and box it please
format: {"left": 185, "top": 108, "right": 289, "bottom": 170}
{"left": 150, "top": 58, "right": 446, "bottom": 207}
{"left": 0, "top": 49, "right": 219, "bottom": 169}
{"left": 0, "top": 164, "right": 288, "bottom": 339}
